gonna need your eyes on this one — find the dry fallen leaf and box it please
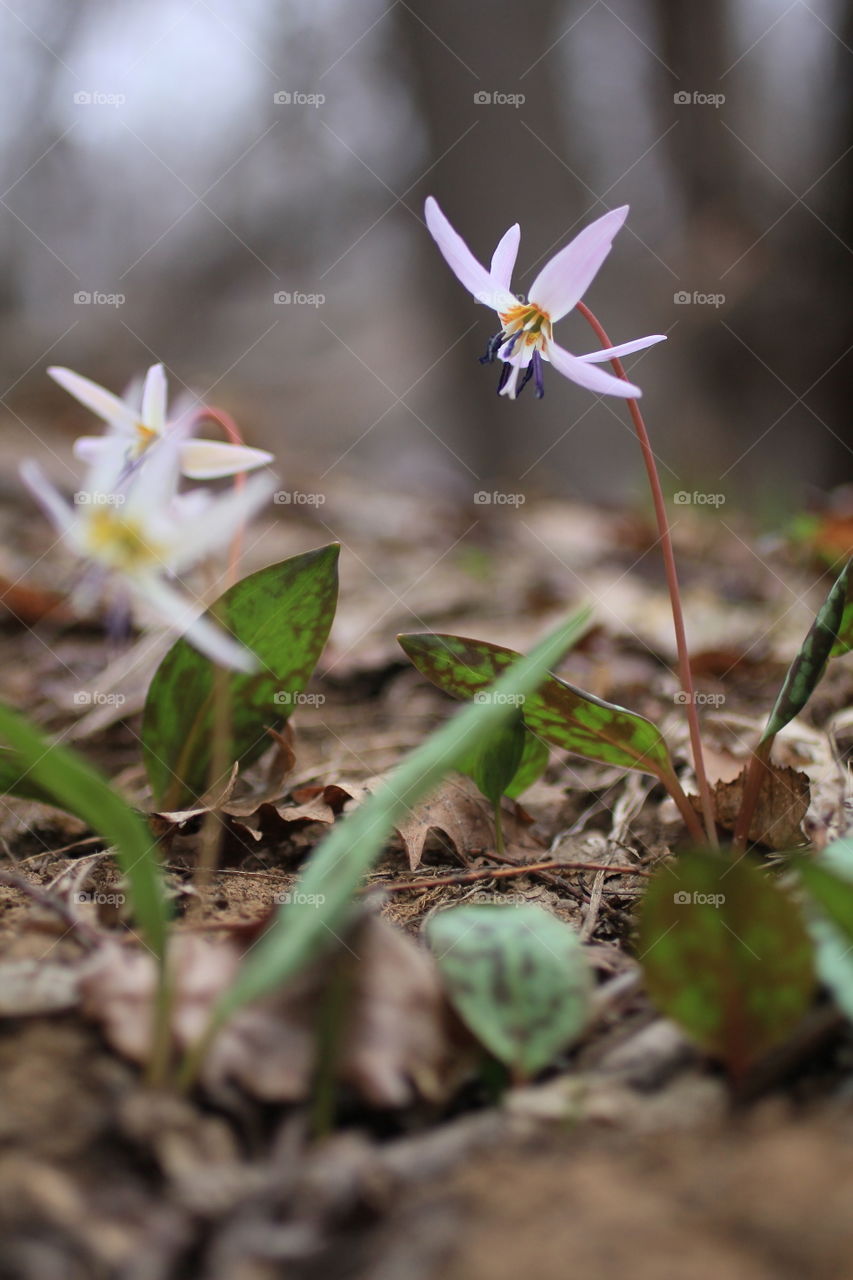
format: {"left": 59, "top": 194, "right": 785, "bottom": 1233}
{"left": 80, "top": 913, "right": 470, "bottom": 1107}
{"left": 0, "top": 958, "right": 85, "bottom": 1015}
{"left": 705, "top": 763, "right": 810, "bottom": 849}
{"left": 394, "top": 773, "right": 542, "bottom": 871}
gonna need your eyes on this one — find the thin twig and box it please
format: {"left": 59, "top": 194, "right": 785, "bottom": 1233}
{"left": 375, "top": 860, "right": 651, "bottom": 895}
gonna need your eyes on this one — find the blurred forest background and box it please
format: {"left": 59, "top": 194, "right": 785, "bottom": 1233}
{"left": 1, "top": 0, "right": 851, "bottom": 510}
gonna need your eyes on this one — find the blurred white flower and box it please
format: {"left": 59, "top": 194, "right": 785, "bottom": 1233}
{"left": 49, "top": 363, "right": 274, "bottom": 480}
{"left": 424, "top": 197, "right": 666, "bottom": 400}
{"left": 21, "top": 437, "right": 277, "bottom": 672}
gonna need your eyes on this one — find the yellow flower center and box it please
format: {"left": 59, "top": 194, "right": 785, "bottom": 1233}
{"left": 498, "top": 301, "right": 553, "bottom": 353}
{"left": 130, "top": 422, "right": 159, "bottom": 458}
{"left": 84, "top": 508, "right": 164, "bottom": 573}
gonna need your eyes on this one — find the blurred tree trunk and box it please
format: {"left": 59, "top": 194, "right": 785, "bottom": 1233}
{"left": 396, "top": 0, "right": 580, "bottom": 487}
{"left": 652, "top": 1, "right": 742, "bottom": 219}
{"left": 651, "top": 0, "right": 851, "bottom": 497}
{"left": 0, "top": 3, "right": 85, "bottom": 341}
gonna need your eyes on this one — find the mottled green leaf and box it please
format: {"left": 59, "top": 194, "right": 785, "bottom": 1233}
{"left": 190, "top": 609, "right": 592, "bottom": 1058}
{"left": 798, "top": 841, "right": 853, "bottom": 1021}
{"left": 830, "top": 566, "right": 853, "bottom": 657}
{"left": 398, "top": 632, "right": 673, "bottom": 781}
{"left": 425, "top": 904, "right": 592, "bottom": 1079}
{"left": 455, "top": 724, "right": 550, "bottom": 798}
{"left": 638, "top": 850, "right": 815, "bottom": 1076}
{"left": 0, "top": 702, "right": 168, "bottom": 961}
{"left": 470, "top": 712, "right": 526, "bottom": 806}
{"left": 143, "top": 546, "right": 339, "bottom": 809}
{"left": 763, "top": 558, "right": 851, "bottom": 740}
{"left": 798, "top": 851, "right": 853, "bottom": 940}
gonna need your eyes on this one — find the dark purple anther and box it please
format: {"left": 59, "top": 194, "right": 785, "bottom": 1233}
{"left": 532, "top": 349, "right": 545, "bottom": 398}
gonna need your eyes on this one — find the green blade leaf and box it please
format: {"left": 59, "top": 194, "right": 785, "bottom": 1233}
{"left": 192, "top": 608, "right": 592, "bottom": 1050}
{"left": 0, "top": 702, "right": 168, "bottom": 961}
{"left": 0, "top": 750, "right": 61, "bottom": 808}
{"left": 142, "top": 545, "right": 339, "bottom": 809}
{"left": 425, "top": 904, "right": 592, "bottom": 1080}
{"left": 637, "top": 849, "right": 815, "bottom": 1077}
{"left": 763, "top": 558, "right": 851, "bottom": 741}
{"left": 398, "top": 632, "right": 673, "bottom": 781}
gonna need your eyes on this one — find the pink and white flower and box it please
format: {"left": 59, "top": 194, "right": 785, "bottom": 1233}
{"left": 424, "top": 198, "right": 665, "bottom": 399}
{"left": 49, "top": 363, "right": 274, "bottom": 480}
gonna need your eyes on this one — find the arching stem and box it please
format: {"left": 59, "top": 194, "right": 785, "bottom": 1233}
{"left": 575, "top": 301, "right": 717, "bottom": 848}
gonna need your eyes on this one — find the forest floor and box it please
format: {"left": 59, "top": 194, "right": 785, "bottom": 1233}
{"left": 2, "top": 456, "right": 853, "bottom": 1280}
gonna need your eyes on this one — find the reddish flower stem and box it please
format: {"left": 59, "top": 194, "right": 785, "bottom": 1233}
{"left": 575, "top": 301, "right": 717, "bottom": 847}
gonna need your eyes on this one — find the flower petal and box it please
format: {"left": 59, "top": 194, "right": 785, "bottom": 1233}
{"left": 490, "top": 223, "right": 521, "bottom": 290}
{"left": 179, "top": 439, "right": 274, "bottom": 480}
{"left": 528, "top": 206, "right": 629, "bottom": 322}
{"left": 123, "top": 434, "right": 182, "bottom": 522}
{"left": 48, "top": 366, "right": 139, "bottom": 433}
{"left": 578, "top": 334, "right": 667, "bottom": 363}
{"left": 141, "top": 364, "right": 168, "bottom": 434}
{"left": 167, "top": 471, "right": 278, "bottom": 575}
{"left": 132, "top": 575, "right": 259, "bottom": 673}
{"left": 547, "top": 340, "right": 641, "bottom": 398}
{"left": 73, "top": 435, "right": 124, "bottom": 466}
{"left": 19, "top": 460, "right": 75, "bottom": 536}
{"left": 424, "top": 197, "right": 516, "bottom": 312}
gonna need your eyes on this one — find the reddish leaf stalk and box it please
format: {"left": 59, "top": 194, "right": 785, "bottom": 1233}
{"left": 575, "top": 301, "right": 717, "bottom": 848}
{"left": 732, "top": 735, "right": 773, "bottom": 853}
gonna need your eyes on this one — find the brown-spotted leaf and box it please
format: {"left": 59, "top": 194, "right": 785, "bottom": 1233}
{"left": 638, "top": 850, "right": 816, "bottom": 1078}
{"left": 764, "top": 557, "right": 851, "bottom": 736}
{"left": 143, "top": 545, "right": 339, "bottom": 810}
{"left": 399, "top": 633, "right": 673, "bottom": 782}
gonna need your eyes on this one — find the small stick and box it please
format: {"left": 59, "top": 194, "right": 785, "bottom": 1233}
{"left": 374, "top": 860, "right": 651, "bottom": 895}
